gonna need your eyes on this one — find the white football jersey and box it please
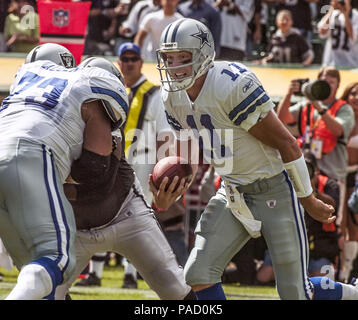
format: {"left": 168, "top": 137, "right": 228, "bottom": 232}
{"left": 0, "top": 60, "right": 128, "bottom": 182}
{"left": 162, "top": 61, "right": 284, "bottom": 185}
{"left": 319, "top": 9, "right": 358, "bottom": 67}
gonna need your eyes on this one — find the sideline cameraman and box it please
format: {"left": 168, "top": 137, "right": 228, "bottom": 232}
{"left": 277, "top": 66, "right": 354, "bottom": 225}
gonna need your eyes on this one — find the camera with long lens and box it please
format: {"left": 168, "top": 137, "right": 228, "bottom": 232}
{"left": 293, "top": 78, "right": 331, "bottom": 101}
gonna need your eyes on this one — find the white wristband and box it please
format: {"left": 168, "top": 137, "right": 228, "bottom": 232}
{"left": 283, "top": 154, "right": 313, "bottom": 198}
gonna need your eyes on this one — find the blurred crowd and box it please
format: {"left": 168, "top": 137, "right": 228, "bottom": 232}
{"left": 1, "top": 0, "right": 358, "bottom": 67}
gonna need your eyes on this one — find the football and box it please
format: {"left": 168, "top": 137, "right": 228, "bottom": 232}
{"left": 152, "top": 156, "right": 193, "bottom": 191}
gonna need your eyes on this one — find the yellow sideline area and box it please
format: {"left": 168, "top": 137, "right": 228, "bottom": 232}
{"left": 1, "top": 56, "right": 358, "bottom": 99}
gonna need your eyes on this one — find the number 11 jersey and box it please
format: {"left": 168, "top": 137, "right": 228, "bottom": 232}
{"left": 161, "top": 61, "right": 284, "bottom": 185}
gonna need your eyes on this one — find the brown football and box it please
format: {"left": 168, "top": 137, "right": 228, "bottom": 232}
{"left": 152, "top": 156, "right": 193, "bottom": 191}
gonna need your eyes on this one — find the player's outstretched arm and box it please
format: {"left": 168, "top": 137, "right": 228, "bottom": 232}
{"left": 248, "top": 110, "right": 335, "bottom": 224}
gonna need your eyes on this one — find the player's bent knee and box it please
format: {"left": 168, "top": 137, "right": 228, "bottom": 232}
{"left": 184, "top": 250, "right": 222, "bottom": 286}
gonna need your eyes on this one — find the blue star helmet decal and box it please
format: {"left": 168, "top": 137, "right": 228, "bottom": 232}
{"left": 191, "top": 24, "right": 211, "bottom": 49}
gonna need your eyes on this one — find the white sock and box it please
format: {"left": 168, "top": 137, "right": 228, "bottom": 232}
{"left": 91, "top": 252, "right": 106, "bottom": 278}
{"left": 123, "top": 258, "right": 137, "bottom": 280}
{"left": 342, "top": 282, "right": 358, "bottom": 300}
{"left": 6, "top": 264, "right": 53, "bottom": 300}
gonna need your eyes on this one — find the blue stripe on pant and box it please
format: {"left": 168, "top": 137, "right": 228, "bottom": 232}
{"left": 42, "top": 145, "right": 70, "bottom": 278}
{"left": 283, "top": 171, "right": 313, "bottom": 299}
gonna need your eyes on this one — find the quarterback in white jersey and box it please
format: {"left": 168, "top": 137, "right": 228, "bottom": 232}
{"left": 0, "top": 44, "right": 128, "bottom": 300}
{"left": 318, "top": 1, "right": 358, "bottom": 68}
{"left": 151, "top": 18, "right": 358, "bottom": 300}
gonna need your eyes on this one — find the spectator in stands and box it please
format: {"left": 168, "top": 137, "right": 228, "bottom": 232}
{"left": 4, "top": 0, "right": 38, "bottom": 53}
{"left": 211, "top": 0, "right": 255, "bottom": 60}
{"left": 317, "top": 0, "right": 358, "bottom": 68}
{"left": 0, "top": 1, "right": 11, "bottom": 52}
{"left": 84, "top": 0, "right": 130, "bottom": 56}
{"left": 265, "top": 0, "right": 317, "bottom": 44}
{"left": 246, "top": 0, "right": 266, "bottom": 60}
{"left": 254, "top": 9, "right": 314, "bottom": 65}
{"left": 134, "top": 0, "right": 183, "bottom": 61}
{"left": 178, "top": 0, "right": 222, "bottom": 57}
{"left": 339, "top": 82, "right": 358, "bottom": 283}
{"left": 277, "top": 67, "right": 355, "bottom": 227}
{"left": 118, "top": 0, "right": 161, "bottom": 57}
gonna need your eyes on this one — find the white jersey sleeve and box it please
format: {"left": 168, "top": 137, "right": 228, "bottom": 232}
{"left": 221, "top": 63, "right": 275, "bottom": 132}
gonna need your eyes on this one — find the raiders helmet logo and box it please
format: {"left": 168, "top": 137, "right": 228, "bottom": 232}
{"left": 59, "top": 53, "right": 75, "bottom": 68}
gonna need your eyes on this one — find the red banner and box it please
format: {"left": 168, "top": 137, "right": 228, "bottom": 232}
{"left": 37, "top": 0, "right": 91, "bottom": 64}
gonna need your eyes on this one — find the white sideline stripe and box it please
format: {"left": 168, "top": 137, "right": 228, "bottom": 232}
{"left": 40, "top": 37, "right": 85, "bottom": 45}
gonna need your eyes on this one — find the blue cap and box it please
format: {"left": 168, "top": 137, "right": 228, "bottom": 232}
{"left": 118, "top": 42, "right": 141, "bottom": 57}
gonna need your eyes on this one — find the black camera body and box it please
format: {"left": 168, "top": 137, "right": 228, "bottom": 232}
{"left": 293, "top": 78, "right": 310, "bottom": 97}
{"left": 293, "top": 79, "right": 331, "bottom": 101}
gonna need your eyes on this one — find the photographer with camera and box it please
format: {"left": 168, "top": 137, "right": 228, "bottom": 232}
{"left": 277, "top": 66, "right": 355, "bottom": 226}
{"left": 318, "top": 0, "right": 358, "bottom": 67}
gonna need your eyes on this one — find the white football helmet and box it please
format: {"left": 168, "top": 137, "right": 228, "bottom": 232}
{"left": 156, "top": 18, "right": 215, "bottom": 92}
{"left": 25, "top": 43, "right": 76, "bottom": 68}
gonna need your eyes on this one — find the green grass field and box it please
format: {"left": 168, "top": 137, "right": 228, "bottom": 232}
{"left": 0, "top": 265, "right": 279, "bottom": 300}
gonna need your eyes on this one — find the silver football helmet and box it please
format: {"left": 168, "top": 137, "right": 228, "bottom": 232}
{"left": 156, "top": 18, "right": 215, "bottom": 92}
{"left": 79, "top": 57, "right": 124, "bottom": 84}
{"left": 25, "top": 43, "right": 76, "bottom": 68}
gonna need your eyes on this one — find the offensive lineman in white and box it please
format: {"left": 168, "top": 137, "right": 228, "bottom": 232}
{"left": 151, "top": 18, "right": 358, "bottom": 300}
{"left": 0, "top": 43, "right": 128, "bottom": 299}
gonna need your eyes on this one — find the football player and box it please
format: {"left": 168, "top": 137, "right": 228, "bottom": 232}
{"left": 54, "top": 57, "right": 194, "bottom": 301}
{"left": 151, "top": 18, "right": 358, "bottom": 300}
{"left": 0, "top": 43, "right": 127, "bottom": 299}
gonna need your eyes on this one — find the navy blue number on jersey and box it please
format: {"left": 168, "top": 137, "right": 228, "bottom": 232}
{"left": 186, "top": 114, "right": 232, "bottom": 161}
{"left": 221, "top": 63, "right": 247, "bottom": 81}
{"left": 1, "top": 71, "right": 68, "bottom": 111}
